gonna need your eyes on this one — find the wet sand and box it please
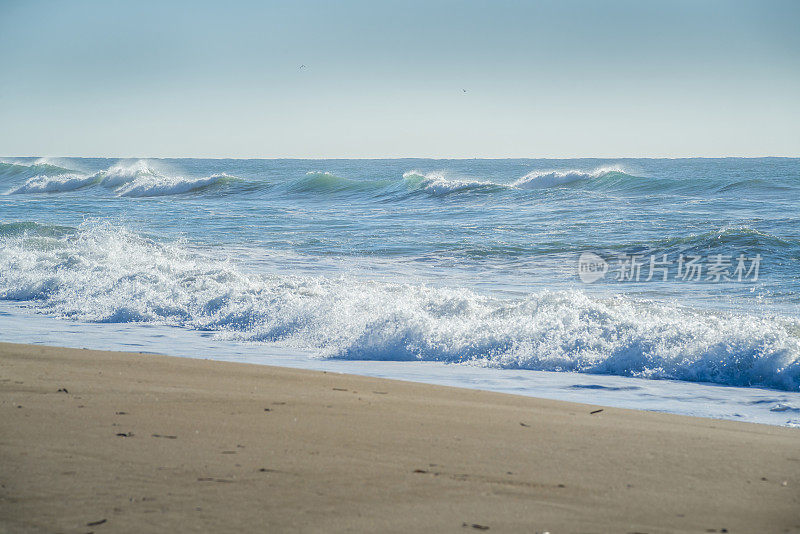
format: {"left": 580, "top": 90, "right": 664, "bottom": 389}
{"left": 1, "top": 342, "right": 798, "bottom": 533}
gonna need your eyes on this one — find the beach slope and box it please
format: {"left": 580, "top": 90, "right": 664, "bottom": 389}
{"left": 0, "top": 342, "right": 798, "bottom": 533}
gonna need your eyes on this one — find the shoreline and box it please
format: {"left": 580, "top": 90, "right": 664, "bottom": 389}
{"left": 1, "top": 341, "right": 798, "bottom": 532}
{"left": 3, "top": 305, "right": 797, "bottom": 428}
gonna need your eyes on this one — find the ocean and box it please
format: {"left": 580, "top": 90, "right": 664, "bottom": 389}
{"left": 1, "top": 157, "right": 798, "bottom": 426}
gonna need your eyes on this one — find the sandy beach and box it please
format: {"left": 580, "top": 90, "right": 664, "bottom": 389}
{"left": 0, "top": 342, "right": 798, "bottom": 533}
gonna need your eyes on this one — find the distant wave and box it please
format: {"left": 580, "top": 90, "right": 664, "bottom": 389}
{"left": 4, "top": 161, "right": 797, "bottom": 200}
{"left": 276, "top": 168, "right": 616, "bottom": 198}
{"left": 398, "top": 166, "right": 644, "bottom": 196}
{"left": 297, "top": 166, "right": 797, "bottom": 198}
{"left": 610, "top": 226, "right": 800, "bottom": 259}
{"left": 4, "top": 160, "right": 241, "bottom": 197}
{"left": 0, "top": 161, "right": 80, "bottom": 181}
{"left": 717, "top": 178, "right": 797, "bottom": 193}
{"left": 286, "top": 172, "right": 392, "bottom": 194}
{"left": 657, "top": 226, "right": 797, "bottom": 250}
{"left": 280, "top": 168, "right": 629, "bottom": 198}
{"left": 402, "top": 170, "right": 507, "bottom": 196}
{"left": 7, "top": 173, "right": 100, "bottom": 194}
{"left": 512, "top": 166, "right": 628, "bottom": 189}
{"left": 95, "top": 161, "right": 160, "bottom": 188}
{"left": 116, "top": 173, "right": 237, "bottom": 197}
{"left": 1, "top": 221, "right": 798, "bottom": 391}
{"left": 401, "top": 166, "right": 797, "bottom": 196}
{"left": 281, "top": 170, "right": 508, "bottom": 197}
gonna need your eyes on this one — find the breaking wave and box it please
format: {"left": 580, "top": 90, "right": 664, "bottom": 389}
{"left": 1, "top": 221, "right": 798, "bottom": 391}
{"left": 402, "top": 170, "right": 508, "bottom": 195}
{"left": 7, "top": 173, "right": 100, "bottom": 194}
{"left": 4, "top": 161, "right": 798, "bottom": 202}
{"left": 115, "top": 173, "right": 237, "bottom": 197}
{"left": 512, "top": 166, "right": 628, "bottom": 189}
{"left": 4, "top": 160, "right": 240, "bottom": 197}
{"left": 95, "top": 161, "right": 160, "bottom": 188}
{"left": 400, "top": 167, "right": 643, "bottom": 196}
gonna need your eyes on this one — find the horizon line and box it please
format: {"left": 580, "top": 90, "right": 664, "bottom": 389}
{"left": 4, "top": 154, "right": 800, "bottom": 161}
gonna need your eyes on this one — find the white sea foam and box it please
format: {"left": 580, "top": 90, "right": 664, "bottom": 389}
{"left": 1, "top": 222, "right": 798, "bottom": 391}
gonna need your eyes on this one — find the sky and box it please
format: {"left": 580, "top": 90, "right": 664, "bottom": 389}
{"left": 1, "top": 0, "right": 799, "bottom": 158}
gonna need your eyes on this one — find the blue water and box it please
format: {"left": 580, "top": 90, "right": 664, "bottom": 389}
{"left": 1, "top": 157, "right": 799, "bottom": 425}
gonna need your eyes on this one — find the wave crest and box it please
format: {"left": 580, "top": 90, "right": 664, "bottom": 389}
{"left": 4, "top": 162, "right": 645, "bottom": 199}
{"left": 403, "top": 170, "right": 507, "bottom": 195}
{"left": 512, "top": 166, "right": 628, "bottom": 189}
{"left": 7, "top": 173, "right": 100, "bottom": 194}
{"left": 96, "top": 161, "right": 160, "bottom": 188}
{"left": 400, "top": 166, "right": 637, "bottom": 195}
{"left": 115, "top": 172, "right": 236, "bottom": 197}
{"left": 4, "top": 160, "right": 240, "bottom": 197}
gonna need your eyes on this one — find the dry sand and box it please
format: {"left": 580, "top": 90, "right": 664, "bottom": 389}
{"left": 0, "top": 341, "right": 798, "bottom": 533}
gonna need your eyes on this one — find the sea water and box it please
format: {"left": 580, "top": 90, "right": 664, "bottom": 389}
{"left": 1, "top": 157, "right": 798, "bottom": 426}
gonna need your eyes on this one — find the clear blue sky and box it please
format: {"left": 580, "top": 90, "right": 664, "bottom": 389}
{"left": 1, "top": 0, "right": 798, "bottom": 158}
